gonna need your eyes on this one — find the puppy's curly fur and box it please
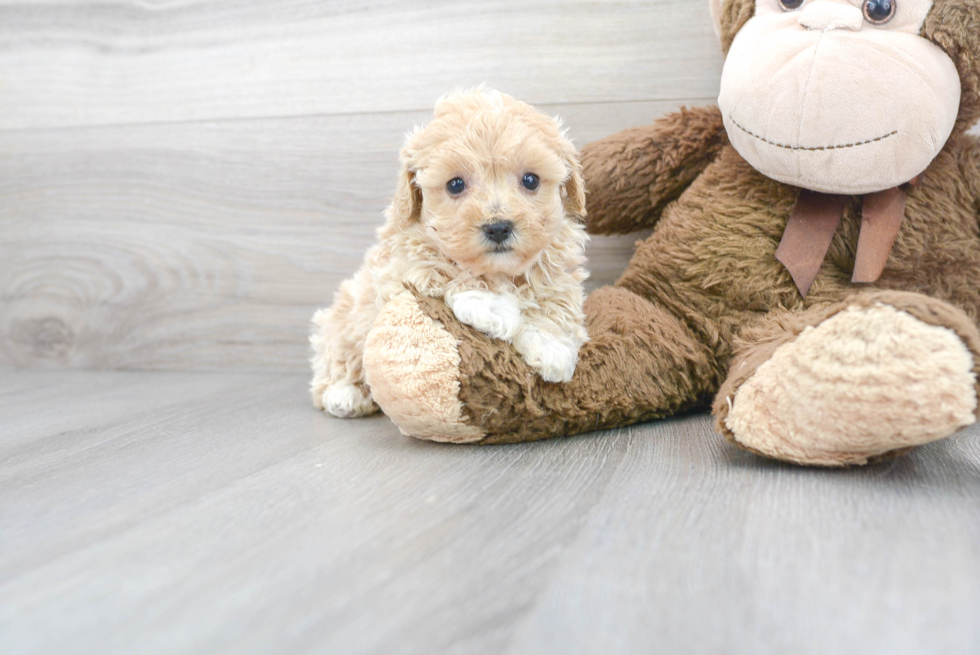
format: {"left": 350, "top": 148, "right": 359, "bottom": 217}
{"left": 311, "top": 89, "right": 590, "bottom": 418}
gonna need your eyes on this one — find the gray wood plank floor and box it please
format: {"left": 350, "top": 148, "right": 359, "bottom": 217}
{"left": 3, "top": 369, "right": 979, "bottom": 655}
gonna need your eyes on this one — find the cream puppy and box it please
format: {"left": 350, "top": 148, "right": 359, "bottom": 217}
{"left": 310, "top": 88, "right": 589, "bottom": 418}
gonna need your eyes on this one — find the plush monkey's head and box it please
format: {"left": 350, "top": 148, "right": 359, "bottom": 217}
{"left": 712, "top": 0, "right": 980, "bottom": 194}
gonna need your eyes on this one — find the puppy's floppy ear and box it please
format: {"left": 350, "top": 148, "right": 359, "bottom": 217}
{"left": 389, "top": 139, "right": 424, "bottom": 227}
{"left": 559, "top": 140, "right": 587, "bottom": 223}
{"left": 540, "top": 112, "right": 587, "bottom": 222}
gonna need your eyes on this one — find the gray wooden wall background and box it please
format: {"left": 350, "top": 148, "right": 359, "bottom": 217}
{"left": 0, "top": 2, "right": 764, "bottom": 371}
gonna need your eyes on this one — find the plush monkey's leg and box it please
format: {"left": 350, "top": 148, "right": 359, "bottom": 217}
{"left": 713, "top": 291, "right": 980, "bottom": 466}
{"left": 364, "top": 287, "right": 718, "bottom": 444}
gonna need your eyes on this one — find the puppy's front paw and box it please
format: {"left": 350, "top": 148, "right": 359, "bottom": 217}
{"left": 449, "top": 290, "right": 522, "bottom": 341}
{"left": 323, "top": 383, "right": 379, "bottom": 418}
{"left": 514, "top": 327, "right": 580, "bottom": 383}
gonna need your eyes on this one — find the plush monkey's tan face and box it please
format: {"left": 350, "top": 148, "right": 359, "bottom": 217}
{"left": 718, "top": 0, "right": 961, "bottom": 194}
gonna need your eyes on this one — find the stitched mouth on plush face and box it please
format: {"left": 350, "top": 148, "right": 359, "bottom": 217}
{"left": 729, "top": 116, "right": 898, "bottom": 152}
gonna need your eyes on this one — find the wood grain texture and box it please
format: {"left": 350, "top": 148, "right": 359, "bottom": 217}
{"left": 2, "top": 369, "right": 979, "bottom": 654}
{"left": 0, "top": 100, "right": 674, "bottom": 371}
{"left": 0, "top": 0, "right": 723, "bottom": 130}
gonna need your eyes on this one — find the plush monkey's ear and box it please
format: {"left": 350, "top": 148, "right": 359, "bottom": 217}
{"left": 716, "top": 0, "right": 756, "bottom": 54}
{"left": 541, "top": 113, "right": 585, "bottom": 222}
{"left": 388, "top": 140, "right": 424, "bottom": 228}
{"left": 708, "top": 0, "right": 723, "bottom": 38}
{"left": 921, "top": 0, "right": 980, "bottom": 133}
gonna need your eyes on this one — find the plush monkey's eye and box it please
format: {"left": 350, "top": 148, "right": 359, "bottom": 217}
{"left": 521, "top": 173, "right": 540, "bottom": 191}
{"left": 863, "top": 0, "right": 896, "bottom": 24}
{"left": 779, "top": 0, "right": 805, "bottom": 11}
{"left": 446, "top": 177, "right": 466, "bottom": 195}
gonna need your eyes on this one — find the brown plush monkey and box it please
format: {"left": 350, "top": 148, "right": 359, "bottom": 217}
{"left": 360, "top": 0, "right": 980, "bottom": 466}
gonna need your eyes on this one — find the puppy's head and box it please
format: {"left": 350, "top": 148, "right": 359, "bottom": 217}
{"left": 390, "top": 88, "right": 585, "bottom": 277}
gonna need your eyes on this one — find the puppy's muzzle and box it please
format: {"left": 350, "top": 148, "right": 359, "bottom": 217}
{"left": 482, "top": 220, "right": 514, "bottom": 245}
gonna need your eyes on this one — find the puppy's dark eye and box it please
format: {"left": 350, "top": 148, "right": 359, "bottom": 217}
{"left": 521, "top": 173, "right": 540, "bottom": 191}
{"left": 863, "top": 0, "right": 896, "bottom": 24}
{"left": 446, "top": 177, "right": 466, "bottom": 195}
{"left": 779, "top": 0, "right": 804, "bottom": 10}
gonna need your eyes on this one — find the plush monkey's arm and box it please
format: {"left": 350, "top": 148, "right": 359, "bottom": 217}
{"left": 581, "top": 105, "right": 728, "bottom": 234}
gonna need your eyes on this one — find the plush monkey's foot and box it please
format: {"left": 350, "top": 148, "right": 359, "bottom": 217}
{"left": 715, "top": 292, "right": 980, "bottom": 466}
{"left": 363, "top": 293, "right": 485, "bottom": 443}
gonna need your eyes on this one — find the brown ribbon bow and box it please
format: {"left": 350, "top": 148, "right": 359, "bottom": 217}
{"left": 775, "top": 177, "right": 920, "bottom": 298}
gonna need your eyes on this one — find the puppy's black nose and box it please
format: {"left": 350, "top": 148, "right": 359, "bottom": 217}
{"left": 483, "top": 220, "right": 514, "bottom": 244}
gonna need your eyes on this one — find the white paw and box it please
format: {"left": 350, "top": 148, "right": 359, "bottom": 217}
{"left": 323, "top": 383, "right": 377, "bottom": 418}
{"left": 448, "top": 290, "right": 522, "bottom": 341}
{"left": 514, "top": 327, "right": 580, "bottom": 383}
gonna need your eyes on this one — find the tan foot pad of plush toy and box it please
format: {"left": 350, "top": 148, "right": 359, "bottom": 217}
{"left": 715, "top": 292, "right": 980, "bottom": 466}
{"left": 364, "top": 292, "right": 484, "bottom": 444}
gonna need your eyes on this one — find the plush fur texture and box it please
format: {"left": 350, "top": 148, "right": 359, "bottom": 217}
{"left": 581, "top": 106, "right": 731, "bottom": 234}
{"left": 311, "top": 89, "right": 590, "bottom": 416}
{"left": 361, "top": 0, "right": 980, "bottom": 466}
